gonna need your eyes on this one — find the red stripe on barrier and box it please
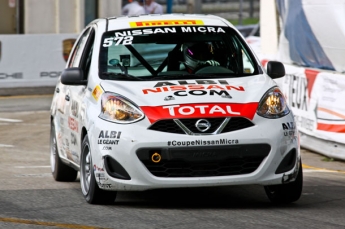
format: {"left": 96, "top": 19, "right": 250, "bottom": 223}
{"left": 318, "top": 107, "right": 345, "bottom": 119}
{"left": 317, "top": 123, "right": 345, "bottom": 133}
{"left": 304, "top": 69, "right": 319, "bottom": 99}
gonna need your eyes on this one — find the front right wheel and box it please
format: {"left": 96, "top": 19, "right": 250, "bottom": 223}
{"left": 80, "top": 134, "right": 117, "bottom": 205}
{"left": 264, "top": 159, "right": 303, "bottom": 204}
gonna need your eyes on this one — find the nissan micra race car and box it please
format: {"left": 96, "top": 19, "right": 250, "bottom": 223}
{"left": 50, "top": 14, "right": 303, "bottom": 204}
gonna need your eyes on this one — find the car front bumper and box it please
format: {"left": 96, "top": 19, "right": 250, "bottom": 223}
{"left": 88, "top": 114, "right": 300, "bottom": 191}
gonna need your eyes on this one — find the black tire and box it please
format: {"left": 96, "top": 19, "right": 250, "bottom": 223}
{"left": 80, "top": 134, "right": 117, "bottom": 205}
{"left": 50, "top": 121, "right": 78, "bottom": 182}
{"left": 264, "top": 159, "right": 303, "bottom": 204}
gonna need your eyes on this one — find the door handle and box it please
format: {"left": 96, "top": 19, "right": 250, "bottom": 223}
{"left": 56, "top": 88, "right": 60, "bottom": 93}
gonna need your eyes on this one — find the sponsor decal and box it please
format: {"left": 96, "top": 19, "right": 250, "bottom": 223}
{"left": 98, "top": 130, "right": 121, "bottom": 145}
{"left": 68, "top": 116, "right": 78, "bottom": 132}
{"left": 167, "top": 139, "right": 239, "bottom": 146}
{"left": 92, "top": 85, "right": 103, "bottom": 101}
{"left": 94, "top": 164, "right": 104, "bottom": 172}
{"left": 114, "top": 27, "right": 225, "bottom": 37}
{"left": 95, "top": 174, "right": 112, "bottom": 189}
{"left": 141, "top": 102, "right": 258, "bottom": 123}
{"left": 71, "top": 132, "right": 77, "bottom": 145}
{"left": 294, "top": 115, "right": 315, "bottom": 132}
{"left": 282, "top": 122, "right": 295, "bottom": 130}
{"left": 282, "top": 122, "right": 296, "bottom": 137}
{"left": 94, "top": 171, "right": 112, "bottom": 189}
{"left": 284, "top": 74, "right": 308, "bottom": 111}
{"left": 142, "top": 80, "right": 244, "bottom": 94}
{"left": 0, "top": 72, "right": 23, "bottom": 79}
{"left": 40, "top": 71, "right": 61, "bottom": 78}
{"left": 98, "top": 139, "right": 119, "bottom": 145}
{"left": 95, "top": 172, "right": 105, "bottom": 179}
{"left": 70, "top": 100, "right": 79, "bottom": 118}
{"left": 129, "top": 20, "right": 204, "bottom": 28}
{"left": 71, "top": 151, "right": 79, "bottom": 162}
{"left": 104, "top": 26, "right": 225, "bottom": 46}
{"left": 98, "top": 183, "right": 112, "bottom": 189}
{"left": 172, "top": 90, "right": 232, "bottom": 97}
{"left": 63, "top": 39, "right": 76, "bottom": 62}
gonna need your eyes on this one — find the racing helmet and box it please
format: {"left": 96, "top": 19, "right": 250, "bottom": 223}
{"left": 182, "top": 42, "right": 216, "bottom": 71}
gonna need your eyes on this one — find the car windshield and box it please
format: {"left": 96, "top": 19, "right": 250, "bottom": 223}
{"left": 99, "top": 26, "right": 260, "bottom": 81}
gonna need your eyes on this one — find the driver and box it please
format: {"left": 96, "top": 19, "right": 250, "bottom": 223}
{"left": 182, "top": 42, "right": 220, "bottom": 73}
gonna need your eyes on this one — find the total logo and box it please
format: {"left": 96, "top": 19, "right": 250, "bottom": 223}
{"left": 141, "top": 102, "right": 258, "bottom": 123}
{"left": 163, "top": 104, "right": 240, "bottom": 116}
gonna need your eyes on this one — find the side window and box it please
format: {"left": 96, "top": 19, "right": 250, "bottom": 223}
{"left": 242, "top": 49, "right": 255, "bottom": 73}
{"left": 81, "top": 30, "right": 95, "bottom": 80}
{"left": 68, "top": 28, "right": 92, "bottom": 68}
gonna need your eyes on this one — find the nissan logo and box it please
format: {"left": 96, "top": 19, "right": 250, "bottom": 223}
{"left": 195, "top": 119, "right": 211, "bottom": 132}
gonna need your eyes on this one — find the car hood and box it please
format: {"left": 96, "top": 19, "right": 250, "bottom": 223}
{"left": 100, "top": 75, "right": 277, "bottom": 123}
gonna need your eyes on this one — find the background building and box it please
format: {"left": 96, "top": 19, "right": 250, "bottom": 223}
{"left": 0, "top": 0, "right": 259, "bottom": 34}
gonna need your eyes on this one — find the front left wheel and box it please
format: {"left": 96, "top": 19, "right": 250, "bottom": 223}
{"left": 264, "top": 159, "right": 303, "bottom": 204}
{"left": 80, "top": 134, "right": 117, "bottom": 204}
{"left": 50, "top": 121, "right": 78, "bottom": 182}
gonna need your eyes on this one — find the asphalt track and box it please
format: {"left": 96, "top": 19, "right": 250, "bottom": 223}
{"left": 0, "top": 94, "right": 345, "bottom": 229}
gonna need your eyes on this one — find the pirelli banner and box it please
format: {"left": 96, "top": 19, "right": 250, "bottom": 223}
{"left": 0, "top": 34, "right": 77, "bottom": 88}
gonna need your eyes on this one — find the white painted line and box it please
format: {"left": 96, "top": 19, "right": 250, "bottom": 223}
{"left": 14, "top": 166, "right": 51, "bottom": 169}
{"left": 0, "top": 144, "right": 14, "bottom": 148}
{"left": 0, "top": 118, "right": 23, "bottom": 123}
{"left": 303, "top": 169, "right": 335, "bottom": 173}
{"left": 15, "top": 173, "right": 52, "bottom": 177}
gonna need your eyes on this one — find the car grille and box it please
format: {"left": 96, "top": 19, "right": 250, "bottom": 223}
{"left": 148, "top": 117, "right": 254, "bottom": 135}
{"left": 137, "top": 144, "right": 270, "bottom": 178}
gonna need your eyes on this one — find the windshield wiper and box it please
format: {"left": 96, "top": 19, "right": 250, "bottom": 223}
{"left": 101, "top": 72, "right": 142, "bottom": 81}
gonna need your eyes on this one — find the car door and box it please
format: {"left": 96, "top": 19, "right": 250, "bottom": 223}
{"left": 56, "top": 27, "right": 93, "bottom": 164}
{"left": 65, "top": 28, "right": 96, "bottom": 165}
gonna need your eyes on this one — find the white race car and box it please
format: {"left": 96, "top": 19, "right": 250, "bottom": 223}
{"left": 50, "top": 14, "right": 302, "bottom": 204}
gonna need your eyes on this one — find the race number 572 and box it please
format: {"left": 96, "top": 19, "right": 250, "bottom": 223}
{"left": 103, "top": 36, "right": 133, "bottom": 47}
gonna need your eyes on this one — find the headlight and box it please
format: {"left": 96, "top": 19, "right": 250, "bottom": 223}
{"left": 256, "top": 87, "right": 290, "bottom": 118}
{"left": 99, "top": 92, "right": 144, "bottom": 123}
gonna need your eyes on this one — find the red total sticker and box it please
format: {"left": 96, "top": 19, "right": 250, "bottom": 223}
{"left": 141, "top": 103, "right": 258, "bottom": 123}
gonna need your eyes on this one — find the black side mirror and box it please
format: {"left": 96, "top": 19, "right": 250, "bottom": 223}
{"left": 267, "top": 61, "right": 285, "bottom": 79}
{"left": 61, "top": 68, "right": 87, "bottom": 86}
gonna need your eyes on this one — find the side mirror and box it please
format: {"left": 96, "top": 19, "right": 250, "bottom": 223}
{"left": 267, "top": 61, "right": 285, "bottom": 79}
{"left": 61, "top": 67, "right": 87, "bottom": 86}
